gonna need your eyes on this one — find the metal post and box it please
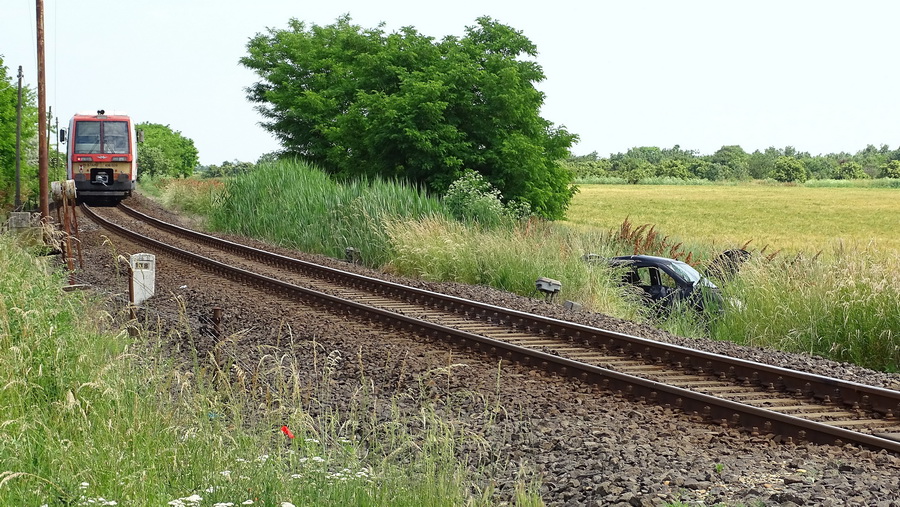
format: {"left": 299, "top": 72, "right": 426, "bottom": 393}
{"left": 54, "top": 115, "right": 60, "bottom": 179}
{"left": 213, "top": 307, "right": 223, "bottom": 338}
{"left": 48, "top": 105, "right": 52, "bottom": 177}
{"left": 15, "top": 66, "right": 23, "bottom": 210}
{"left": 37, "top": 0, "right": 50, "bottom": 220}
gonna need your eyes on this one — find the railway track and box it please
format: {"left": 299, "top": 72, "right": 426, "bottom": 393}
{"left": 81, "top": 203, "right": 900, "bottom": 454}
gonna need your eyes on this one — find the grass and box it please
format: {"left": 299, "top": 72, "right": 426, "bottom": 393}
{"left": 0, "top": 233, "right": 542, "bottom": 505}
{"left": 712, "top": 245, "right": 900, "bottom": 371}
{"left": 566, "top": 183, "right": 900, "bottom": 253}
{"left": 383, "top": 215, "right": 642, "bottom": 320}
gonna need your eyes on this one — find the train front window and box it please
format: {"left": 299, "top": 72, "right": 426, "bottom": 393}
{"left": 74, "top": 122, "right": 101, "bottom": 153}
{"left": 74, "top": 121, "right": 129, "bottom": 154}
{"left": 103, "top": 121, "right": 129, "bottom": 154}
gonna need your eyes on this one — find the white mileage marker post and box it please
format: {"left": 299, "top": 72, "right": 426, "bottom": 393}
{"left": 130, "top": 253, "right": 156, "bottom": 306}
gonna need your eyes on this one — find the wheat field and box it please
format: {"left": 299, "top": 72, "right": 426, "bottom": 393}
{"left": 565, "top": 183, "right": 900, "bottom": 254}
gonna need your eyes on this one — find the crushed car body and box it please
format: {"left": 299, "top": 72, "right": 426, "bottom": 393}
{"left": 607, "top": 254, "right": 725, "bottom": 314}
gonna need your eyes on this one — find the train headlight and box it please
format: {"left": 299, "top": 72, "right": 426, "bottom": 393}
{"left": 76, "top": 156, "right": 92, "bottom": 162}
{"left": 112, "top": 156, "right": 127, "bottom": 161}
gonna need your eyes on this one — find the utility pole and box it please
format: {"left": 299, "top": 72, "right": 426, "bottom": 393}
{"left": 15, "top": 66, "right": 23, "bottom": 210}
{"left": 37, "top": 0, "right": 50, "bottom": 219}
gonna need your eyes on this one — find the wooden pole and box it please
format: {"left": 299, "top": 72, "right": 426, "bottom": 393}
{"left": 37, "top": 0, "right": 50, "bottom": 220}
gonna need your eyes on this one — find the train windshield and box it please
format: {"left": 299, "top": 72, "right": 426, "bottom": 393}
{"left": 74, "top": 121, "right": 129, "bottom": 154}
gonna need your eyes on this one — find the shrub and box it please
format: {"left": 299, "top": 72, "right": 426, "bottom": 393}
{"left": 880, "top": 160, "right": 900, "bottom": 179}
{"left": 442, "top": 170, "right": 531, "bottom": 226}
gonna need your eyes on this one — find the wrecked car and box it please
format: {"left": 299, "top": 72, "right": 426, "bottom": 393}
{"left": 607, "top": 254, "right": 725, "bottom": 315}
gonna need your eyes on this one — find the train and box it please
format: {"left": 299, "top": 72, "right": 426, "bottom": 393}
{"left": 60, "top": 110, "right": 138, "bottom": 205}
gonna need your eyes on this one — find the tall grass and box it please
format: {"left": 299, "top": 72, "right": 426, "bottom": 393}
{"left": 803, "top": 178, "right": 900, "bottom": 189}
{"left": 138, "top": 174, "right": 224, "bottom": 217}
{"left": 0, "top": 235, "right": 539, "bottom": 505}
{"left": 210, "top": 160, "right": 448, "bottom": 266}
{"left": 383, "top": 216, "right": 642, "bottom": 320}
{"left": 712, "top": 246, "right": 900, "bottom": 371}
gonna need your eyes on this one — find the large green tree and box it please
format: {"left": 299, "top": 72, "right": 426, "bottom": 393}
{"left": 135, "top": 122, "right": 198, "bottom": 179}
{"left": 241, "top": 15, "right": 578, "bottom": 219}
{"left": 0, "top": 57, "right": 38, "bottom": 207}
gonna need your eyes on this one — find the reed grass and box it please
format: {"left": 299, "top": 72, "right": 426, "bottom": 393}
{"left": 209, "top": 160, "right": 447, "bottom": 266}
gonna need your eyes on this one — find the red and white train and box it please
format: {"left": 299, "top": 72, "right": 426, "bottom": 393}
{"left": 61, "top": 110, "right": 137, "bottom": 204}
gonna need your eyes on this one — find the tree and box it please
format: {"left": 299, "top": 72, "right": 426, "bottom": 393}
{"left": 834, "top": 161, "right": 868, "bottom": 180}
{"left": 880, "top": 160, "right": 900, "bottom": 179}
{"left": 136, "top": 146, "right": 175, "bottom": 179}
{"left": 611, "top": 157, "right": 653, "bottom": 184}
{"left": 771, "top": 156, "right": 808, "bottom": 183}
{"left": 655, "top": 159, "right": 691, "bottom": 179}
{"left": 201, "top": 160, "right": 256, "bottom": 178}
{"left": 135, "top": 122, "right": 198, "bottom": 179}
{"left": 747, "top": 148, "right": 780, "bottom": 179}
{"left": 709, "top": 145, "right": 750, "bottom": 180}
{"left": 0, "top": 57, "right": 38, "bottom": 207}
{"left": 241, "top": 16, "right": 578, "bottom": 219}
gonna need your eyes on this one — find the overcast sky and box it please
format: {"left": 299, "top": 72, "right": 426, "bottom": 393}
{"left": 3, "top": 0, "right": 899, "bottom": 165}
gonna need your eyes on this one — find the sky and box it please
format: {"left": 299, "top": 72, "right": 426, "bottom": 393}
{"left": 3, "top": 0, "right": 899, "bottom": 166}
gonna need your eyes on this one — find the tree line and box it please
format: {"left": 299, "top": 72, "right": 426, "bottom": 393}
{"left": 564, "top": 144, "right": 900, "bottom": 184}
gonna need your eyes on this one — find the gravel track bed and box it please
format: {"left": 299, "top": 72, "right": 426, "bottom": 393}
{"left": 68, "top": 195, "right": 900, "bottom": 506}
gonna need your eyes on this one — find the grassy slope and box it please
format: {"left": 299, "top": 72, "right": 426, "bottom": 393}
{"left": 0, "top": 234, "right": 532, "bottom": 505}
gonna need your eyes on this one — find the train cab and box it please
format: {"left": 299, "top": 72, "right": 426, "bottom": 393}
{"left": 61, "top": 110, "right": 137, "bottom": 204}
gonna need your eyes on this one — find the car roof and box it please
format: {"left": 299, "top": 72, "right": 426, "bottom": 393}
{"left": 609, "top": 254, "right": 677, "bottom": 264}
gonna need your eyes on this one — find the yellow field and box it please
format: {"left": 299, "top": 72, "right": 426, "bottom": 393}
{"left": 565, "top": 184, "right": 900, "bottom": 253}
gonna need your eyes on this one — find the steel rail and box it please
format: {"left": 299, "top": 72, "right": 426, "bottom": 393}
{"left": 86, "top": 203, "right": 900, "bottom": 453}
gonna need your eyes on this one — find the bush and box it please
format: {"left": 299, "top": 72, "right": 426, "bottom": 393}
{"left": 442, "top": 170, "right": 531, "bottom": 226}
